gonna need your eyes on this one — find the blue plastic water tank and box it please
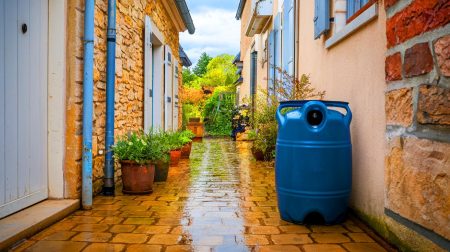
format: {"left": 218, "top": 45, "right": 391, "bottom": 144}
{"left": 275, "top": 100, "right": 352, "bottom": 224}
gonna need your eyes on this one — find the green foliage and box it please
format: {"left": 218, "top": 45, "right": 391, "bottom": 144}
{"left": 183, "top": 54, "right": 238, "bottom": 88}
{"left": 113, "top": 132, "right": 169, "bottom": 165}
{"left": 193, "top": 52, "right": 212, "bottom": 77}
{"left": 182, "top": 53, "right": 237, "bottom": 134}
{"left": 201, "top": 54, "right": 238, "bottom": 87}
{"left": 182, "top": 68, "right": 198, "bottom": 84}
{"left": 203, "top": 86, "right": 235, "bottom": 136}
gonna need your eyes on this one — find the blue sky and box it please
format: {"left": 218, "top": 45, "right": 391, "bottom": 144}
{"left": 180, "top": 0, "right": 241, "bottom": 68}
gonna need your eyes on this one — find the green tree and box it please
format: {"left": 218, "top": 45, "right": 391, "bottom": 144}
{"left": 201, "top": 54, "right": 238, "bottom": 87}
{"left": 182, "top": 67, "right": 197, "bottom": 85}
{"left": 193, "top": 52, "right": 212, "bottom": 77}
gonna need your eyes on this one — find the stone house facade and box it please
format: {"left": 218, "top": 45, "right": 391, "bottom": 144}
{"left": 236, "top": 0, "right": 449, "bottom": 250}
{"left": 65, "top": 0, "right": 193, "bottom": 198}
{"left": 0, "top": 0, "right": 193, "bottom": 219}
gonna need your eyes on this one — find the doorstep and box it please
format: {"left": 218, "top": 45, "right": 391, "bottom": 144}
{"left": 0, "top": 199, "right": 79, "bottom": 251}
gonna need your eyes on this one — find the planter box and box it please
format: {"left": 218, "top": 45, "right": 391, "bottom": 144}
{"left": 187, "top": 122, "right": 204, "bottom": 138}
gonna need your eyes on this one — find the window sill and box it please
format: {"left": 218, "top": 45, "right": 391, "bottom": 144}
{"left": 325, "top": 3, "right": 378, "bottom": 49}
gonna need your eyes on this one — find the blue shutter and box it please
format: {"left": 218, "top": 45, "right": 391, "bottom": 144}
{"left": 282, "top": 0, "right": 294, "bottom": 76}
{"left": 268, "top": 31, "right": 275, "bottom": 97}
{"left": 314, "top": 0, "right": 330, "bottom": 39}
{"left": 274, "top": 13, "right": 282, "bottom": 90}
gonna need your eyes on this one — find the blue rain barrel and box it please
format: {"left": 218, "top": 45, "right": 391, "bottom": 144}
{"left": 275, "top": 100, "right": 352, "bottom": 224}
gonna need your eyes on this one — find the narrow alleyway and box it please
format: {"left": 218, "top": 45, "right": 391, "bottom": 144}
{"left": 12, "top": 139, "right": 389, "bottom": 252}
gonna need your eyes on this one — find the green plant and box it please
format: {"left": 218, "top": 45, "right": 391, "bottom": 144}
{"left": 113, "top": 132, "right": 167, "bottom": 165}
{"left": 250, "top": 71, "right": 325, "bottom": 160}
{"left": 164, "top": 131, "right": 185, "bottom": 150}
{"left": 180, "top": 130, "right": 195, "bottom": 144}
{"left": 203, "top": 86, "right": 235, "bottom": 136}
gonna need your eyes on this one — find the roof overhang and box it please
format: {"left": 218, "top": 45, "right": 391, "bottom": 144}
{"left": 179, "top": 46, "right": 192, "bottom": 67}
{"left": 235, "top": 0, "right": 247, "bottom": 20}
{"left": 162, "top": 0, "right": 195, "bottom": 34}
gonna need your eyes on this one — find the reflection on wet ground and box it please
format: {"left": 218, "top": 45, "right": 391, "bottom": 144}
{"left": 13, "top": 138, "right": 388, "bottom": 252}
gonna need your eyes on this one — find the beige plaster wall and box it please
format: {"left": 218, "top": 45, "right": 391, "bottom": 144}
{"left": 297, "top": 2, "right": 387, "bottom": 217}
{"left": 238, "top": 0, "right": 271, "bottom": 105}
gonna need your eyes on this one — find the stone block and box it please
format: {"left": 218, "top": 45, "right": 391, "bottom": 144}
{"left": 417, "top": 85, "right": 450, "bottom": 125}
{"left": 385, "top": 88, "right": 413, "bottom": 127}
{"left": 386, "top": 0, "right": 450, "bottom": 48}
{"left": 434, "top": 35, "right": 450, "bottom": 77}
{"left": 404, "top": 43, "right": 434, "bottom": 77}
{"left": 385, "top": 52, "right": 402, "bottom": 81}
{"left": 386, "top": 137, "right": 450, "bottom": 239}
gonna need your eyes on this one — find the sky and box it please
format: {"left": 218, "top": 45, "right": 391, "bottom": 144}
{"left": 180, "top": 0, "right": 241, "bottom": 68}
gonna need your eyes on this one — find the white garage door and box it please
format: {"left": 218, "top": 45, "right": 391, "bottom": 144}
{"left": 0, "top": 0, "right": 48, "bottom": 218}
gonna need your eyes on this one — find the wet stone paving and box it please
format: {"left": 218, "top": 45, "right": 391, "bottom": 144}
{"left": 13, "top": 139, "right": 389, "bottom": 252}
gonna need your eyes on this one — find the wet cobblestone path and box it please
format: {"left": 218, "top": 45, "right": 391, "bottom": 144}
{"left": 13, "top": 139, "right": 389, "bottom": 252}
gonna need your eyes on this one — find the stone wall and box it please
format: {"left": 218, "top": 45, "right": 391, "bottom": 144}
{"left": 65, "top": 0, "right": 182, "bottom": 198}
{"left": 384, "top": 0, "right": 450, "bottom": 243}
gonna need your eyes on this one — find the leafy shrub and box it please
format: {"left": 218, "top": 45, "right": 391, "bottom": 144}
{"left": 113, "top": 132, "right": 168, "bottom": 165}
{"left": 203, "top": 86, "right": 235, "bottom": 136}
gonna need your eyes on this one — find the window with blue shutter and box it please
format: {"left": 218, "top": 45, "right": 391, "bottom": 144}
{"left": 274, "top": 13, "right": 282, "bottom": 91}
{"left": 282, "top": 0, "right": 295, "bottom": 78}
{"left": 347, "top": 0, "right": 370, "bottom": 19}
{"left": 314, "top": 0, "right": 330, "bottom": 39}
{"left": 268, "top": 31, "right": 275, "bottom": 97}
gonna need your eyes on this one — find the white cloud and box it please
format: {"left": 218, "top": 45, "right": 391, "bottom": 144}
{"left": 180, "top": 6, "right": 240, "bottom": 67}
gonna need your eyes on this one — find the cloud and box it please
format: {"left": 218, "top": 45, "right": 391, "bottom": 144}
{"left": 180, "top": 6, "right": 240, "bottom": 67}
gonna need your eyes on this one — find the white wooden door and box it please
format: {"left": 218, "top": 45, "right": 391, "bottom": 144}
{"left": 144, "top": 16, "right": 153, "bottom": 132}
{"left": 164, "top": 45, "right": 173, "bottom": 131}
{"left": 172, "top": 59, "right": 179, "bottom": 131}
{"left": 0, "top": 0, "right": 48, "bottom": 218}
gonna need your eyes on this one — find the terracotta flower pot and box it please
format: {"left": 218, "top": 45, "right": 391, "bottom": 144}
{"left": 120, "top": 161, "right": 155, "bottom": 194}
{"left": 153, "top": 159, "right": 170, "bottom": 182}
{"left": 170, "top": 149, "right": 181, "bottom": 165}
{"left": 181, "top": 142, "right": 192, "bottom": 158}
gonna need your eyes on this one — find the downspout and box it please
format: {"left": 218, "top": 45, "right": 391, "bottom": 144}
{"left": 103, "top": 0, "right": 116, "bottom": 196}
{"left": 82, "top": 0, "right": 95, "bottom": 209}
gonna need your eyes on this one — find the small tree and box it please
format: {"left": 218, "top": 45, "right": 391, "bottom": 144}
{"left": 193, "top": 52, "right": 212, "bottom": 77}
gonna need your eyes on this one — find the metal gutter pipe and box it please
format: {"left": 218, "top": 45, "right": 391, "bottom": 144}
{"left": 174, "top": 0, "right": 195, "bottom": 34}
{"left": 82, "top": 0, "right": 95, "bottom": 209}
{"left": 103, "top": 0, "right": 116, "bottom": 196}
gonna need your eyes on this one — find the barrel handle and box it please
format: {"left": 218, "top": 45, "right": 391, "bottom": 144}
{"left": 322, "top": 101, "right": 352, "bottom": 126}
{"left": 276, "top": 100, "right": 308, "bottom": 126}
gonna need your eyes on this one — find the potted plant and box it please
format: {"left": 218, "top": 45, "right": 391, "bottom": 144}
{"left": 167, "top": 131, "right": 184, "bottom": 166}
{"left": 113, "top": 132, "right": 164, "bottom": 194}
{"left": 146, "top": 131, "right": 171, "bottom": 182}
{"left": 180, "top": 130, "right": 195, "bottom": 158}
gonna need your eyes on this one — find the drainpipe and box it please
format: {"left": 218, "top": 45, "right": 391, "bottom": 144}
{"left": 103, "top": 0, "right": 116, "bottom": 196}
{"left": 82, "top": 0, "right": 95, "bottom": 209}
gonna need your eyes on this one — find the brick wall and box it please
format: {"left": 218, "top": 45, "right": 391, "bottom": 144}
{"left": 65, "top": 0, "right": 182, "bottom": 198}
{"left": 384, "top": 0, "right": 450, "bottom": 242}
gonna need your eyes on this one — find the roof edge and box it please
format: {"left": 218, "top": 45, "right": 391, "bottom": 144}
{"left": 174, "top": 0, "right": 195, "bottom": 34}
{"left": 235, "top": 0, "right": 246, "bottom": 20}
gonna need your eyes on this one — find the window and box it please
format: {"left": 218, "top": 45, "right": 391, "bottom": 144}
{"left": 347, "top": 0, "right": 372, "bottom": 22}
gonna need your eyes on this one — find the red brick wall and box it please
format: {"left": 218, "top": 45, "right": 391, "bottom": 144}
{"left": 384, "top": 0, "right": 450, "bottom": 242}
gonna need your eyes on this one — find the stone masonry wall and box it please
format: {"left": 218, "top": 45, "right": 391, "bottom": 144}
{"left": 384, "top": 0, "right": 450, "bottom": 242}
{"left": 65, "top": 0, "right": 181, "bottom": 198}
